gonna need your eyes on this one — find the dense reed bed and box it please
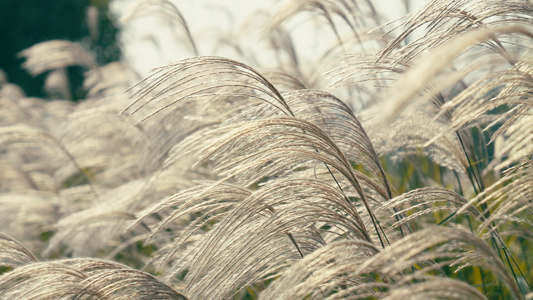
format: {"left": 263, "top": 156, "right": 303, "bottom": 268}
{"left": 0, "top": 0, "right": 532, "bottom": 299}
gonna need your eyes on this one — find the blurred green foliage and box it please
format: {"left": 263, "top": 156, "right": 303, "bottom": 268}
{"left": 0, "top": 0, "right": 121, "bottom": 100}
{"left": 0, "top": 266, "right": 13, "bottom": 276}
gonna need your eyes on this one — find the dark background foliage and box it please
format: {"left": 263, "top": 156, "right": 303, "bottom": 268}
{"left": 0, "top": 0, "right": 121, "bottom": 100}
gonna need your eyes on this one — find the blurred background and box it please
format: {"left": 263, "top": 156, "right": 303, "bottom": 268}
{"left": 0, "top": 0, "right": 121, "bottom": 100}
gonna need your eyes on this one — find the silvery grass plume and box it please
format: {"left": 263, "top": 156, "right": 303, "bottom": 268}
{"left": 121, "top": 54, "right": 532, "bottom": 299}
{"left": 0, "top": 0, "right": 532, "bottom": 299}
{"left": 120, "top": 56, "right": 396, "bottom": 298}
{"left": 0, "top": 234, "right": 187, "bottom": 299}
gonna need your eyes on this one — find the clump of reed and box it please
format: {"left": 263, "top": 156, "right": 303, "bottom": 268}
{"left": 0, "top": 0, "right": 532, "bottom": 299}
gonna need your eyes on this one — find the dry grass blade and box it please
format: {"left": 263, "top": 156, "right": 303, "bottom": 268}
{"left": 0, "top": 194, "right": 59, "bottom": 255}
{"left": 0, "top": 233, "right": 38, "bottom": 268}
{"left": 378, "top": 25, "right": 533, "bottom": 125}
{"left": 170, "top": 115, "right": 387, "bottom": 247}
{"left": 283, "top": 89, "right": 392, "bottom": 197}
{"left": 0, "top": 124, "right": 97, "bottom": 197}
{"left": 258, "top": 240, "right": 380, "bottom": 299}
{"left": 455, "top": 159, "right": 533, "bottom": 237}
{"left": 83, "top": 62, "right": 138, "bottom": 98}
{"left": 44, "top": 180, "right": 143, "bottom": 258}
{"left": 122, "top": 0, "right": 198, "bottom": 56}
{"left": 492, "top": 112, "right": 533, "bottom": 170}
{"left": 136, "top": 178, "right": 375, "bottom": 299}
{"left": 262, "top": 226, "right": 521, "bottom": 299}
{"left": 270, "top": 0, "right": 381, "bottom": 47}
{"left": 0, "top": 258, "right": 187, "bottom": 299}
{"left": 364, "top": 110, "right": 469, "bottom": 176}
{"left": 380, "top": 187, "right": 480, "bottom": 230}
{"left": 0, "top": 262, "right": 88, "bottom": 300}
{"left": 18, "top": 40, "right": 97, "bottom": 76}
{"left": 379, "top": 0, "right": 533, "bottom": 64}
{"left": 417, "top": 57, "right": 533, "bottom": 151}
{"left": 121, "top": 56, "right": 292, "bottom": 121}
